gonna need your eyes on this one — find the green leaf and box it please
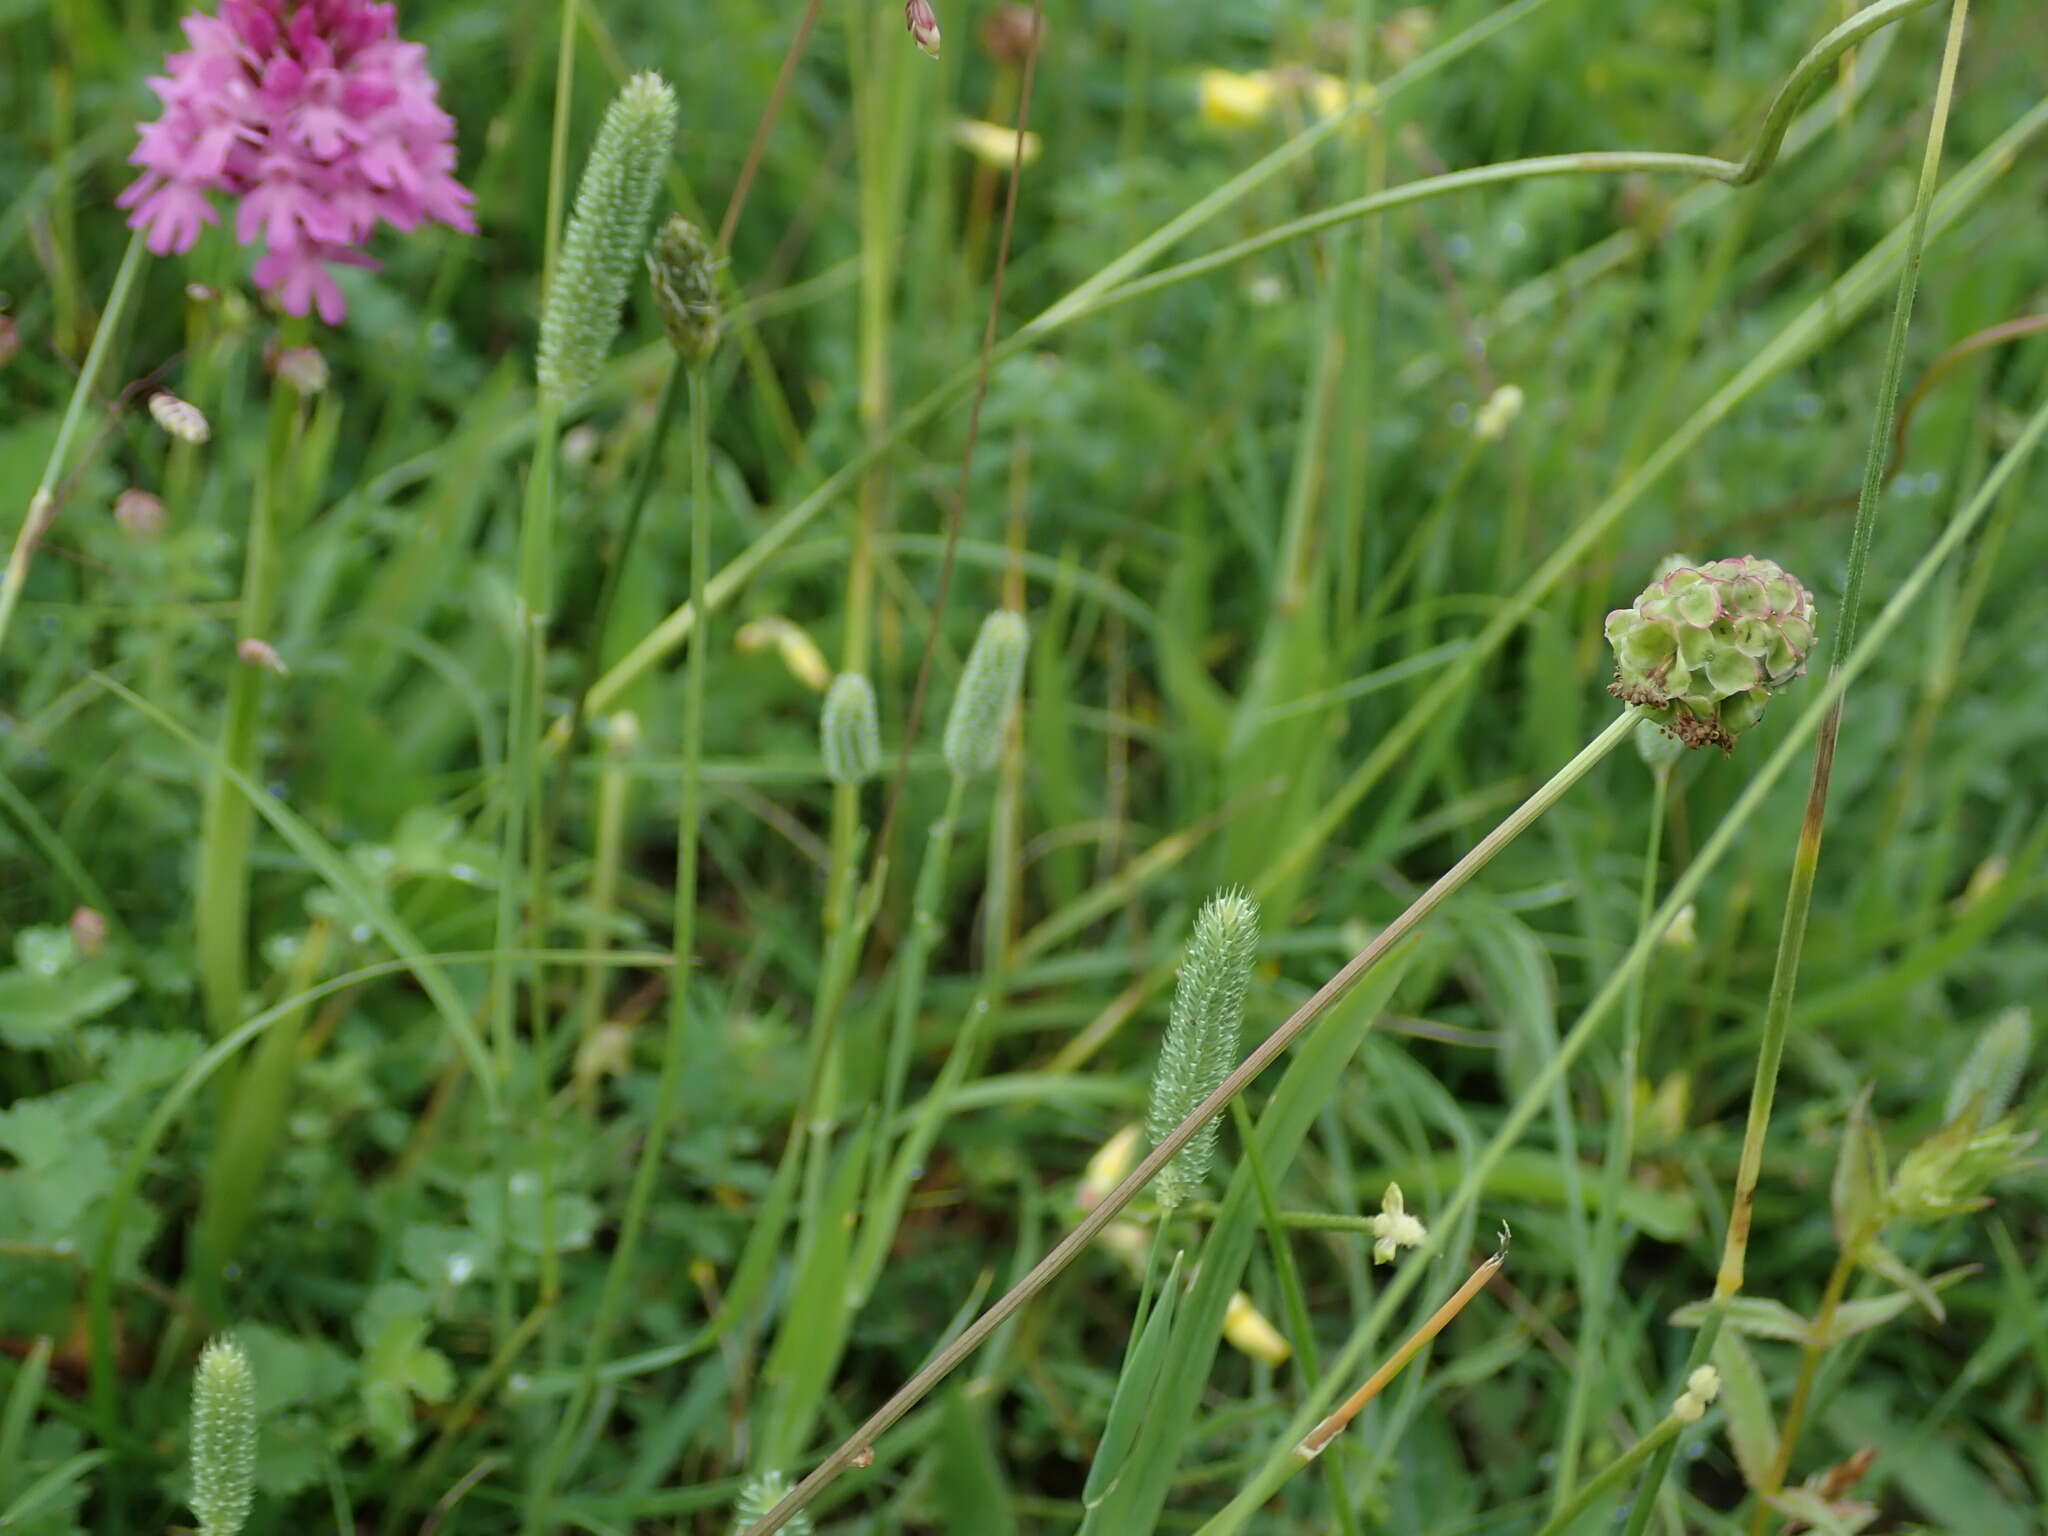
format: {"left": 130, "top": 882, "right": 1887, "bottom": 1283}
{"left": 1821, "top": 1269, "right": 1972, "bottom": 1345}
{"left": 1712, "top": 1329, "right": 1779, "bottom": 1492}
{"left": 0, "top": 970, "right": 135, "bottom": 1049}
{"left": 1831, "top": 1086, "right": 1886, "bottom": 1245}
{"left": 356, "top": 1286, "right": 455, "bottom": 1455}
{"left": 929, "top": 1385, "right": 1019, "bottom": 1536}
{"left": 1082, "top": 1251, "right": 1184, "bottom": 1511}
{"left": 1857, "top": 1241, "right": 1947, "bottom": 1323}
{"left": 1670, "top": 1295, "right": 1812, "bottom": 1345}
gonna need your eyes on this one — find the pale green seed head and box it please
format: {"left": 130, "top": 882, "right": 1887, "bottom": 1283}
{"left": 537, "top": 73, "right": 678, "bottom": 405}
{"left": 821, "top": 672, "right": 882, "bottom": 786}
{"left": 646, "top": 213, "right": 722, "bottom": 363}
{"left": 1146, "top": 890, "right": 1261, "bottom": 1208}
{"left": 190, "top": 1336, "right": 257, "bottom": 1536}
{"left": 1944, "top": 1007, "right": 2033, "bottom": 1129}
{"left": 1606, "top": 554, "right": 1817, "bottom": 754}
{"left": 732, "top": 1470, "right": 813, "bottom": 1535}
{"left": 942, "top": 609, "right": 1029, "bottom": 779}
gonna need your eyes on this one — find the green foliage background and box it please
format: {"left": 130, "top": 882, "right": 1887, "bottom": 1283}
{"left": 1, "top": 0, "right": 2045, "bottom": 1531}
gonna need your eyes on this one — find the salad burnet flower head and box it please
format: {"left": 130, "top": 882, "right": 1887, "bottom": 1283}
{"left": 119, "top": 0, "right": 475, "bottom": 324}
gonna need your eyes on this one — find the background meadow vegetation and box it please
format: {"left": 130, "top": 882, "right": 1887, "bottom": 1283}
{"left": 2, "top": 0, "right": 2046, "bottom": 1532}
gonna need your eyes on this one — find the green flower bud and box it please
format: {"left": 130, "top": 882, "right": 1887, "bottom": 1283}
{"left": 1605, "top": 554, "right": 1817, "bottom": 754}
{"left": 538, "top": 73, "right": 678, "bottom": 405}
{"left": 733, "top": 1470, "right": 813, "bottom": 1535}
{"left": 190, "top": 1336, "right": 257, "bottom": 1536}
{"left": 1146, "top": 890, "right": 1261, "bottom": 1209}
{"left": 942, "top": 609, "right": 1029, "bottom": 779}
{"left": 1943, "top": 1007, "right": 2032, "bottom": 1129}
{"left": 821, "top": 672, "right": 882, "bottom": 786}
{"left": 646, "top": 214, "right": 722, "bottom": 363}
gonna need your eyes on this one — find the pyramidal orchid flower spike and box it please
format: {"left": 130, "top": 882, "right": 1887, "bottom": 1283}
{"left": 1605, "top": 554, "right": 1816, "bottom": 753}
{"left": 119, "top": 0, "right": 475, "bottom": 324}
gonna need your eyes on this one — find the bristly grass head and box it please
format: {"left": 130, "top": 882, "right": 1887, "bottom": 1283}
{"left": 537, "top": 72, "right": 678, "bottom": 406}
{"left": 733, "top": 1470, "right": 813, "bottom": 1535}
{"left": 647, "top": 213, "right": 722, "bottom": 364}
{"left": 942, "top": 609, "right": 1029, "bottom": 780}
{"left": 821, "top": 672, "right": 882, "bottom": 786}
{"left": 190, "top": 1335, "right": 257, "bottom": 1536}
{"left": 1146, "top": 889, "right": 1261, "bottom": 1209}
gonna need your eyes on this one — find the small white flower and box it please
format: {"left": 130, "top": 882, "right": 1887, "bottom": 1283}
{"left": 1369, "top": 1181, "right": 1427, "bottom": 1265}
{"left": 1685, "top": 1365, "right": 1721, "bottom": 1403}
{"left": 149, "top": 391, "right": 211, "bottom": 444}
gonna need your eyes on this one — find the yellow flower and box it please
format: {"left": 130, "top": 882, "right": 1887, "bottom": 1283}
{"left": 1198, "top": 68, "right": 1278, "bottom": 130}
{"left": 952, "top": 118, "right": 1043, "bottom": 167}
{"left": 1078, "top": 1123, "right": 1144, "bottom": 1209}
{"left": 1222, "top": 1291, "right": 1292, "bottom": 1365}
{"left": 1307, "top": 72, "right": 1350, "bottom": 121}
{"left": 735, "top": 616, "right": 832, "bottom": 691}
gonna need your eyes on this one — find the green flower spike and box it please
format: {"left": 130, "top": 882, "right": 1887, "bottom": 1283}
{"left": 537, "top": 73, "right": 678, "bottom": 405}
{"left": 942, "top": 609, "right": 1029, "bottom": 779}
{"left": 1145, "top": 889, "right": 1261, "bottom": 1209}
{"left": 820, "top": 672, "right": 882, "bottom": 786}
{"left": 190, "top": 1336, "right": 257, "bottom": 1536}
{"left": 1605, "top": 554, "right": 1817, "bottom": 754}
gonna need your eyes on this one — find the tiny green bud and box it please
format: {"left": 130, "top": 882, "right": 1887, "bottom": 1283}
{"left": 646, "top": 214, "right": 722, "bottom": 363}
{"left": 1145, "top": 890, "right": 1261, "bottom": 1208}
{"left": 732, "top": 1470, "right": 813, "bottom": 1535}
{"left": 538, "top": 73, "right": 679, "bottom": 405}
{"left": 1943, "top": 1007, "right": 2032, "bottom": 1129}
{"left": 1634, "top": 720, "right": 1686, "bottom": 774}
{"left": 942, "top": 609, "right": 1029, "bottom": 779}
{"left": 821, "top": 672, "right": 883, "bottom": 786}
{"left": 190, "top": 1336, "right": 257, "bottom": 1536}
{"left": 1605, "top": 554, "right": 1817, "bottom": 753}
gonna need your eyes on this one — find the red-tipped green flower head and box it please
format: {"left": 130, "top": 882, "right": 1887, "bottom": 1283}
{"left": 1605, "top": 554, "right": 1816, "bottom": 753}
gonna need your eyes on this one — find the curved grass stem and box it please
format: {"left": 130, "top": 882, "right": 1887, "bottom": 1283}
{"left": 740, "top": 710, "right": 1645, "bottom": 1535}
{"left": 1621, "top": 5, "right": 1971, "bottom": 1528}
{"left": 0, "top": 231, "right": 146, "bottom": 668}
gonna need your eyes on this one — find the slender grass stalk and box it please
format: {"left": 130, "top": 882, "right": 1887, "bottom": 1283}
{"left": 1290, "top": 1238, "right": 1508, "bottom": 1466}
{"left": 1531, "top": 1410, "right": 1690, "bottom": 1536}
{"left": 738, "top": 710, "right": 1643, "bottom": 1535}
{"left": 195, "top": 323, "right": 310, "bottom": 1045}
{"left": 0, "top": 231, "right": 145, "bottom": 667}
{"left": 1621, "top": 6, "right": 1969, "bottom": 1528}
{"left": 581, "top": 0, "right": 1974, "bottom": 725}
{"left": 525, "top": 362, "right": 713, "bottom": 1533}
{"left": 1194, "top": 389, "right": 2048, "bottom": 1536}
{"left": 1553, "top": 756, "right": 1671, "bottom": 1503}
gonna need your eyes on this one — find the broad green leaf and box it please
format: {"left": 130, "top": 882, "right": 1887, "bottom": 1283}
{"left": 1712, "top": 1329, "right": 1779, "bottom": 1492}
{"left": 1671, "top": 1295, "right": 1811, "bottom": 1345}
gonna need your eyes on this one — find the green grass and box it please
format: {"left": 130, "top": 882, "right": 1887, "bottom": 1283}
{"left": 2, "top": 1, "right": 2046, "bottom": 1534}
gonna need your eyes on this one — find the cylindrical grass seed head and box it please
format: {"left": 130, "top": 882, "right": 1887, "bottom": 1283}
{"left": 646, "top": 213, "right": 721, "bottom": 364}
{"left": 537, "top": 73, "right": 677, "bottom": 405}
{"left": 942, "top": 609, "right": 1028, "bottom": 779}
{"left": 1605, "top": 554, "right": 1816, "bottom": 754}
{"left": 1145, "top": 890, "right": 1261, "bottom": 1209}
{"left": 732, "top": 1470, "right": 813, "bottom": 1535}
{"left": 190, "top": 1336, "right": 257, "bottom": 1536}
{"left": 821, "top": 672, "right": 883, "bottom": 786}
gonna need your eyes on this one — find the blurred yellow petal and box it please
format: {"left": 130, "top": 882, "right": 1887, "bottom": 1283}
{"left": 1222, "top": 1291, "right": 1291, "bottom": 1364}
{"left": 1199, "top": 68, "right": 1277, "bottom": 130}
{"left": 1079, "top": 1123, "right": 1144, "bottom": 1209}
{"left": 1308, "top": 72, "right": 1350, "bottom": 120}
{"left": 953, "top": 118, "right": 1042, "bottom": 167}
{"left": 735, "top": 616, "right": 832, "bottom": 691}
